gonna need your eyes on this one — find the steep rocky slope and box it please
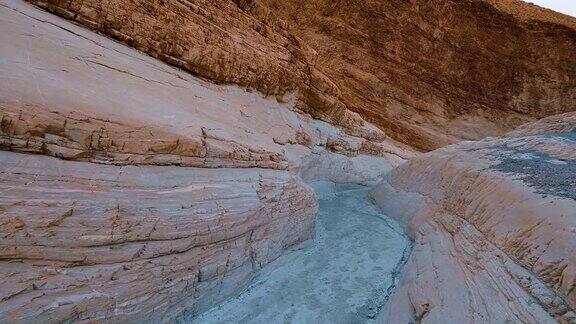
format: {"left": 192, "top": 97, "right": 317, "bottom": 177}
{"left": 0, "top": 0, "right": 411, "bottom": 321}
{"left": 371, "top": 114, "right": 576, "bottom": 323}
{"left": 22, "top": 0, "right": 576, "bottom": 150}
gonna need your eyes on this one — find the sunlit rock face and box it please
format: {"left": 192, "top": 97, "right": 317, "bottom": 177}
{"left": 371, "top": 114, "right": 576, "bottom": 323}
{"left": 22, "top": 0, "right": 576, "bottom": 151}
{"left": 0, "top": 1, "right": 409, "bottom": 322}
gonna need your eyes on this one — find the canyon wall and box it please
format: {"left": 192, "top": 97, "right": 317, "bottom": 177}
{"left": 23, "top": 0, "right": 576, "bottom": 151}
{"left": 0, "top": 152, "right": 317, "bottom": 322}
{"left": 0, "top": 0, "right": 410, "bottom": 321}
{"left": 371, "top": 114, "right": 576, "bottom": 323}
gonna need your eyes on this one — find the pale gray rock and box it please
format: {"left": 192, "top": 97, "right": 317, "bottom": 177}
{"left": 371, "top": 117, "right": 576, "bottom": 323}
{"left": 183, "top": 183, "right": 410, "bottom": 324}
{"left": 299, "top": 152, "right": 396, "bottom": 186}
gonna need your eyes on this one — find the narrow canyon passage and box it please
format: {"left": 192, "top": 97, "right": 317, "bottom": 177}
{"left": 182, "top": 183, "right": 411, "bottom": 323}
{"left": 3, "top": 0, "right": 574, "bottom": 322}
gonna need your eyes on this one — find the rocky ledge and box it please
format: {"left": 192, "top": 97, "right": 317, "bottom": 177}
{"left": 371, "top": 113, "right": 576, "bottom": 323}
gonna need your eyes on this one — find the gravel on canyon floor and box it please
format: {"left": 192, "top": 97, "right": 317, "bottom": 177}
{"left": 489, "top": 132, "right": 576, "bottom": 200}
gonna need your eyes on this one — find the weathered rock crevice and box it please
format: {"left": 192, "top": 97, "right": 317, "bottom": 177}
{"left": 184, "top": 183, "right": 412, "bottom": 323}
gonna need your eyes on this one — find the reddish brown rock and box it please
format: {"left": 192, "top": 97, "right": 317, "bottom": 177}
{"left": 22, "top": 0, "right": 576, "bottom": 151}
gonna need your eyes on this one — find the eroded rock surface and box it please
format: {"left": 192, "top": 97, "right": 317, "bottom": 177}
{"left": 371, "top": 114, "right": 576, "bottom": 323}
{"left": 0, "top": 0, "right": 412, "bottom": 171}
{"left": 0, "top": 152, "right": 316, "bottom": 322}
{"left": 0, "top": 1, "right": 410, "bottom": 322}
{"left": 2, "top": 0, "right": 576, "bottom": 322}
{"left": 182, "top": 183, "right": 410, "bottom": 324}
{"left": 20, "top": 0, "right": 576, "bottom": 150}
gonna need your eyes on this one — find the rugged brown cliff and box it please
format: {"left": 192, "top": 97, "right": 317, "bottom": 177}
{"left": 23, "top": 0, "right": 576, "bottom": 151}
{"left": 1, "top": 0, "right": 575, "bottom": 322}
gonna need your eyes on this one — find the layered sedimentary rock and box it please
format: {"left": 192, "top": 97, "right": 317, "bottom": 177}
{"left": 0, "top": 0, "right": 412, "bottom": 171}
{"left": 22, "top": 0, "right": 576, "bottom": 150}
{"left": 0, "top": 1, "right": 410, "bottom": 322}
{"left": 0, "top": 152, "right": 316, "bottom": 322}
{"left": 371, "top": 114, "right": 576, "bottom": 323}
